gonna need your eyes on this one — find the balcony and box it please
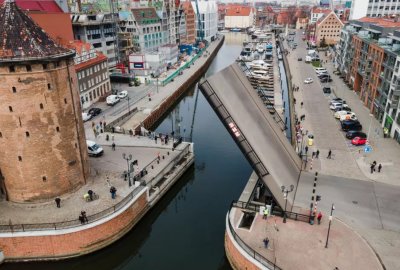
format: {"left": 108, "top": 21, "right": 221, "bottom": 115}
{"left": 390, "top": 100, "right": 399, "bottom": 108}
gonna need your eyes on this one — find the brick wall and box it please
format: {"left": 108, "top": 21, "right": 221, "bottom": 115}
{"left": 0, "top": 59, "right": 89, "bottom": 202}
{"left": 0, "top": 190, "right": 148, "bottom": 261}
{"left": 224, "top": 232, "right": 261, "bottom": 270}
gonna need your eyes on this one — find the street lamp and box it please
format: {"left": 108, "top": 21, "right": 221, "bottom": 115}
{"left": 281, "top": 184, "right": 294, "bottom": 223}
{"left": 122, "top": 153, "right": 133, "bottom": 187}
{"left": 367, "top": 113, "right": 374, "bottom": 141}
{"left": 325, "top": 203, "right": 335, "bottom": 248}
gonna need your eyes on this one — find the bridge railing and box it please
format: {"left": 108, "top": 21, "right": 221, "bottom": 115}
{"left": 227, "top": 205, "right": 282, "bottom": 270}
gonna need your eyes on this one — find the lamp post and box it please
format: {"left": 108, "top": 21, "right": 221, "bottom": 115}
{"left": 367, "top": 113, "right": 374, "bottom": 141}
{"left": 122, "top": 153, "right": 133, "bottom": 187}
{"left": 281, "top": 184, "right": 294, "bottom": 223}
{"left": 325, "top": 203, "right": 335, "bottom": 248}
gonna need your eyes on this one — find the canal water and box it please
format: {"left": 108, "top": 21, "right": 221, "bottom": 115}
{"left": 2, "top": 33, "right": 252, "bottom": 270}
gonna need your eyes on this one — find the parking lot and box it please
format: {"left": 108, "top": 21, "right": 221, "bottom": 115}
{"left": 283, "top": 30, "right": 400, "bottom": 184}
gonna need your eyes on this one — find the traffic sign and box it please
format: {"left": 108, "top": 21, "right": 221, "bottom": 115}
{"left": 364, "top": 145, "right": 372, "bottom": 153}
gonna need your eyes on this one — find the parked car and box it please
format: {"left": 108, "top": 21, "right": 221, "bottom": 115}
{"left": 320, "top": 77, "right": 333, "bottom": 83}
{"left": 86, "top": 140, "right": 104, "bottom": 157}
{"left": 334, "top": 106, "right": 352, "bottom": 112}
{"left": 331, "top": 98, "right": 344, "bottom": 103}
{"left": 82, "top": 112, "right": 92, "bottom": 122}
{"left": 330, "top": 99, "right": 346, "bottom": 105}
{"left": 117, "top": 90, "right": 128, "bottom": 99}
{"left": 315, "top": 68, "right": 327, "bottom": 74}
{"left": 330, "top": 103, "right": 349, "bottom": 110}
{"left": 339, "top": 114, "right": 357, "bottom": 122}
{"left": 352, "top": 137, "right": 367, "bottom": 146}
{"left": 341, "top": 120, "right": 362, "bottom": 131}
{"left": 304, "top": 78, "right": 314, "bottom": 84}
{"left": 106, "top": 95, "right": 120, "bottom": 106}
{"left": 316, "top": 71, "right": 329, "bottom": 76}
{"left": 334, "top": 111, "right": 355, "bottom": 119}
{"left": 88, "top": 107, "right": 102, "bottom": 117}
{"left": 346, "top": 131, "right": 367, "bottom": 139}
{"left": 322, "top": 87, "right": 331, "bottom": 94}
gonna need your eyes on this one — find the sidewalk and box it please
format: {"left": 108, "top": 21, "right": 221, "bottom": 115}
{"left": 230, "top": 208, "right": 384, "bottom": 270}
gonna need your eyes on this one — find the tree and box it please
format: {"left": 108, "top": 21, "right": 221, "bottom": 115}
{"left": 320, "top": 37, "right": 327, "bottom": 48}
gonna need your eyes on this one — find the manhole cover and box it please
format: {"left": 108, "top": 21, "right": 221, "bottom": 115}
{"left": 352, "top": 201, "right": 358, "bottom": 204}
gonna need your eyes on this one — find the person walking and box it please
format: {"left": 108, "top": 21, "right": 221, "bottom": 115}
{"left": 370, "top": 164, "right": 375, "bottom": 174}
{"left": 378, "top": 163, "right": 382, "bottom": 172}
{"left": 305, "top": 145, "right": 309, "bottom": 154}
{"left": 316, "top": 150, "right": 320, "bottom": 158}
{"left": 312, "top": 151, "right": 315, "bottom": 159}
{"left": 112, "top": 142, "right": 116, "bottom": 151}
{"left": 81, "top": 211, "right": 88, "bottom": 223}
{"left": 317, "top": 212, "right": 322, "bottom": 225}
{"left": 263, "top": 207, "right": 269, "bottom": 220}
{"left": 88, "top": 190, "right": 94, "bottom": 201}
{"left": 55, "top": 197, "right": 61, "bottom": 208}
{"left": 327, "top": 149, "right": 332, "bottom": 159}
{"left": 110, "top": 186, "right": 117, "bottom": 199}
{"left": 301, "top": 101, "right": 303, "bottom": 108}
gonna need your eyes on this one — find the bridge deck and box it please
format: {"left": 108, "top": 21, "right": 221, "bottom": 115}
{"left": 199, "top": 63, "right": 301, "bottom": 208}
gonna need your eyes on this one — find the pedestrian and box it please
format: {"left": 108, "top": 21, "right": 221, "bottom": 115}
{"left": 88, "top": 190, "right": 93, "bottom": 201}
{"left": 99, "top": 121, "right": 103, "bottom": 128}
{"left": 317, "top": 211, "right": 322, "bottom": 225}
{"left": 294, "top": 98, "right": 296, "bottom": 104}
{"left": 79, "top": 215, "right": 84, "bottom": 224}
{"left": 312, "top": 151, "right": 315, "bottom": 159}
{"left": 301, "top": 101, "right": 303, "bottom": 108}
{"left": 110, "top": 186, "right": 117, "bottom": 199}
{"left": 81, "top": 211, "right": 88, "bottom": 223}
{"left": 263, "top": 207, "right": 269, "bottom": 220}
{"left": 378, "top": 163, "right": 382, "bottom": 172}
{"left": 316, "top": 150, "right": 320, "bottom": 158}
{"left": 103, "top": 121, "right": 107, "bottom": 128}
{"left": 327, "top": 149, "right": 332, "bottom": 159}
{"left": 370, "top": 164, "right": 375, "bottom": 174}
{"left": 373, "top": 160, "right": 377, "bottom": 167}
{"left": 112, "top": 142, "right": 116, "bottom": 151}
{"left": 263, "top": 237, "right": 270, "bottom": 248}
{"left": 55, "top": 197, "right": 61, "bottom": 208}
{"left": 155, "top": 135, "right": 158, "bottom": 144}
{"left": 305, "top": 145, "right": 309, "bottom": 154}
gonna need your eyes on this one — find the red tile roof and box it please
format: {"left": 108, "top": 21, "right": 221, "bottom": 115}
{"left": 75, "top": 52, "right": 107, "bottom": 71}
{"left": 0, "top": 0, "right": 63, "bottom": 12}
{"left": 358, "top": 17, "right": 400, "bottom": 28}
{"left": 312, "top": 7, "right": 331, "bottom": 14}
{"left": 68, "top": 40, "right": 92, "bottom": 55}
{"left": 225, "top": 6, "right": 253, "bottom": 16}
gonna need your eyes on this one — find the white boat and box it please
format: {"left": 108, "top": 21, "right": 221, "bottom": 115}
{"left": 248, "top": 74, "right": 271, "bottom": 82}
{"left": 257, "top": 44, "right": 265, "bottom": 53}
{"left": 249, "top": 60, "right": 272, "bottom": 69}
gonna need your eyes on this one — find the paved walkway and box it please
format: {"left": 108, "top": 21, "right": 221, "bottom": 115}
{"left": 283, "top": 31, "right": 400, "bottom": 186}
{"left": 231, "top": 208, "right": 384, "bottom": 270}
{"left": 0, "top": 136, "right": 189, "bottom": 225}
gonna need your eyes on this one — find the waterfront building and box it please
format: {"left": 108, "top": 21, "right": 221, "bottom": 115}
{"left": 335, "top": 17, "right": 400, "bottom": 140}
{"left": 70, "top": 41, "right": 111, "bottom": 109}
{"left": 191, "top": 0, "right": 218, "bottom": 43}
{"left": 0, "top": 0, "right": 89, "bottom": 202}
{"left": 224, "top": 5, "right": 255, "bottom": 30}
{"left": 71, "top": 13, "right": 119, "bottom": 68}
{"left": 182, "top": 0, "right": 196, "bottom": 44}
{"left": 315, "top": 11, "right": 344, "bottom": 46}
{"left": 350, "top": 0, "right": 400, "bottom": 20}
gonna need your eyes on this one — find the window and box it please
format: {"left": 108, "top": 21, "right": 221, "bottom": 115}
{"left": 42, "top": 176, "right": 47, "bottom": 182}
{"left": 12, "top": 87, "right": 16, "bottom": 93}
{"left": 56, "top": 127, "right": 60, "bottom": 132}
{"left": 64, "top": 98, "right": 67, "bottom": 104}
{"left": 26, "top": 65, "right": 32, "bottom": 72}
{"left": 9, "top": 66, "right": 15, "bottom": 72}
{"left": 40, "top": 103, "right": 44, "bottom": 109}
{"left": 18, "top": 156, "right": 22, "bottom": 161}
{"left": 9, "top": 106, "right": 13, "bottom": 112}
{"left": 47, "top": 83, "right": 51, "bottom": 90}
{"left": 0, "top": 132, "right": 2, "bottom": 138}
{"left": 26, "top": 131, "right": 30, "bottom": 137}
{"left": 43, "top": 64, "right": 48, "bottom": 70}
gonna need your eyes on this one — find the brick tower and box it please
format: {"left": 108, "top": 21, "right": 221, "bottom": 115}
{"left": 0, "top": 0, "right": 89, "bottom": 202}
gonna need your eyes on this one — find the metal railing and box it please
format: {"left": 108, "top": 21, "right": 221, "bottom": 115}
{"left": 0, "top": 186, "right": 145, "bottom": 233}
{"left": 227, "top": 206, "right": 282, "bottom": 270}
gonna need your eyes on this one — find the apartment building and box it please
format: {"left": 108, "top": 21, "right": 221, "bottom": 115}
{"left": 71, "top": 13, "right": 119, "bottom": 68}
{"left": 336, "top": 18, "right": 400, "bottom": 141}
{"left": 350, "top": 0, "right": 400, "bottom": 20}
{"left": 182, "top": 0, "right": 196, "bottom": 44}
{"left": 70, "top": 41, "right": 111, "bottom": 109}
{"left": 191, "top": 0, "right": 218, "bottom": 43}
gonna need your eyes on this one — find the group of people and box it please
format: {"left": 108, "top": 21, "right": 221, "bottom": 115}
{"left": 92, "top": 121, "right": 107, "bottom": 138}
{"left": 370, "top": 161, "right": 382, "bottom": 174}
{"left": 154, "top": 133, "right": 170, "bottom": 145}
{"left": 79, "top": 211, "right": 88, "bottom": 224}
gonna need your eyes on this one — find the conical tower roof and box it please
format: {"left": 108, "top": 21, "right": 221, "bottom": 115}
{"left": 0, "top": 0, "right": 73, "bottom": 62}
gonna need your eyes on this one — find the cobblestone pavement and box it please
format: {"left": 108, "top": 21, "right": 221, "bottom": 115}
{"left": 0, "top": 136, "right": 188, "bottom": 225}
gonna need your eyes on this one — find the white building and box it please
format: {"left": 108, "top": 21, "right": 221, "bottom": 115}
{"left": 350, "top": 0, "right": 400, "bottom": 20}
{"left": 224, "top": 6, "right": 255, "bottom": 29}
{"left": 191, "top": 0, "right": 218, "bottom": 43}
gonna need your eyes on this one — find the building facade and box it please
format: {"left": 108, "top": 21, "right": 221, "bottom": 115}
{"left": 0, "top": 1, "right": 89, "bottom": 202}
{"left": 71, "top": 13, "right": 119, "bottom": 68}
{"left": 350, "top": 0, "right": 400, "bottom": 20}
{"left": 182, "top": 1, "right": 195, "bottom": 44}
{"left": 70, "top": 41, "right": 112, "bottom": 110}
{"left": 224, "top": 6, "right": 255, "bottom": 29}
{"left": 336, "top": 18, "right": 400, "bottom": 142}
{"left": 191, "top": 0, "right": 218, "bottom": 43}
{"left": 310, "top": 7, "right": 331, "bottom": 23}
{"left": 315, "top": 11, "right": 344, "bottom": 46}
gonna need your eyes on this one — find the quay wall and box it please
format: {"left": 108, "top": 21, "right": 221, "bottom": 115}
{"left": 135, "top": 36, "right": 225, "bottom": 133}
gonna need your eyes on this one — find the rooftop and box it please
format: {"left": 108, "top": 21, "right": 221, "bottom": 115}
{"left": 358, "top": 17, "right": 400, "bottom": 28}
{"left": 225, "top": 6, "right": 253, "bottom": 17}
{"left": 0, "top": 0, "right": 73, "bottom": 62}
{"left": 0, "top": 0, "right": 63, "bottom": 12}
{"left": 131, "top": 7, "right": 160, "bottom": 25}
{"left": 312, "top": 7, "right": 331, "bottom": 14}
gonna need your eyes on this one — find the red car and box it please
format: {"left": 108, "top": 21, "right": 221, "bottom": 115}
{"left": 352, "top": 137, "right": 367, "bottom": 145}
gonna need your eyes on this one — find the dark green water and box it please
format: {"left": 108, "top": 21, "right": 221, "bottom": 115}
{"left": 1, "top": 33, "right": 252, "bottom": 270}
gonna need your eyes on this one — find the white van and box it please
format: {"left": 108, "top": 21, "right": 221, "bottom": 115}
{"left": 106, "top": 95, "right": 120, "bottom": 106}
{"left": 86, "top": 140, "right": 104, "bottom": 157}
